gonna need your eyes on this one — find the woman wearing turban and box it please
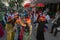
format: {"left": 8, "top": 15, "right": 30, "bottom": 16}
{"left": 23, "top": 13, "right": 32, "bottom": 40}
{"left": 5, "top": 16, "right": 15, "bottom": 40}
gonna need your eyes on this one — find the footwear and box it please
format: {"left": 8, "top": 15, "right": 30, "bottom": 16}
{"left": 50, "top": 32, "right": 53, "bottom": 33}
{"left": 54, "top": 34, "right": 56, "bottom": 37}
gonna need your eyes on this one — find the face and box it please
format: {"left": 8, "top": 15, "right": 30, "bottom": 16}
{"left": 32, "top": 8, "right": 36, "bottom": 13}
{"left": 57, "top": 11, "right": 60, "bottom": 14}
{"left": 46, "top": 8, "right": 49, "bottom": 12}
{"left": 14, "top": 15, "right": 19, "bottom": 19}
{"left": 4, "top": 13, "right": 7, "bottom": 16}
{"left": 13, "top": 11, "right": 17, "bottom": 14}
{"left": 39, "top": 16, "right": 46, "bottom": 22}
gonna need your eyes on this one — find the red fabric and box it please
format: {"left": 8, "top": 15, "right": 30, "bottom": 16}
{"left": 0, "top": 23, "right": 4, "bottom": 37}
{"left": 7, "top": 16, "right": 12, "bottom": 20}
{"left": 39, "top": 16, "right": 46, "bottom": 21}
{"left": 44, "top": 28, "right": 46, "bottom": 32}
{"left": 24, "top": 3, "right": 30, "bottom": 8}
{"left": 25, "top": 17, "right": 30, "bottom": 21}
{"left": 19, "top": 27, "right": 24, "bottom": 40}
{"left": 37, "top": 3, "right": 45, "bottom": 7}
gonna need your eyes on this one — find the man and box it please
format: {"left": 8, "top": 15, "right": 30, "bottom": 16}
{"left": 50, "top": 9, "right": 60, "bottom": 34}
{"left": 3, "top": 13, "right": 8, "bottom": 24}
{"left": 0, "top": 12, "right": 5, "bottom": 30}
{"left": 54, "top": 17, "right": 60, "bottom": 36}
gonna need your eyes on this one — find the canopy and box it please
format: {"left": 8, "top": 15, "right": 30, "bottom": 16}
{"left": 24, "top": 3, "right": 30, "bottom": 8}
{"left": 37, "top": 3, "right": 45, "bottom": 7}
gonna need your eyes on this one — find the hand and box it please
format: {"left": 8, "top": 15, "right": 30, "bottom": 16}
{"left": 55, "top": 22, "right": 57, "bottom": 24}
{"left": 27, "top": 35, "right": 31, "bottom": 40}
{"left": 35, "top": 29, "right": 37, "bottom": 31}
{"left": 13, "top": 27, "right": 16, "bottom": 31}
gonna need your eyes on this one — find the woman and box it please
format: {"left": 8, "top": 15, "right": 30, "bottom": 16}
{"left": 14, "top": 14, "right": 26, "bottom": 40}
{"left": 5, "top": 16, "right": 15, "bottom": 40}
{"left": 23, "top": 16, "right": 32, "bottom": 40}
{"left": 34, "top": 15, "right": 46, "bottom": 40}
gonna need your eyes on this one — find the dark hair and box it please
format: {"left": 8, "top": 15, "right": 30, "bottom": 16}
{"left": 36, "top": 15, "right": 40, "bottom": 22}
{"left": 57, "top": 9, "right": 60, "bottom": 12}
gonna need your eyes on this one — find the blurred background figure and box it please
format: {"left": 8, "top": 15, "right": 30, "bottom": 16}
{"left": 50, "top": 9, "right": 60, "bottom": 33}
{"left": 0, "top": 23, "right": 4, "bottom": 38}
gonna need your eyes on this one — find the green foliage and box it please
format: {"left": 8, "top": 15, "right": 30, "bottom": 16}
{"left": 17, "top": 0, "right": 23, "bottom": 3}
{"left": 0, "top": 2, "right": 4, "bottom": 8}
{"left": 9, "top": 0, "right": 23, "bottom": 7}
{"left": 9, "top": 1, "right": 15, "bottom": 7}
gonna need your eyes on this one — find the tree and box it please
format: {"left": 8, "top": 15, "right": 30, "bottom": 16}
{"left": 0, "top": 2, "right": 4, "bottom": 8}
{"left": 9, "top": 1, "right": 15, "bottom": 8}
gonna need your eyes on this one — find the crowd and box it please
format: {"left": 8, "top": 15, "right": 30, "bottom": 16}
{"left": 0, "top": 6, "right": 60, "bottom": 40}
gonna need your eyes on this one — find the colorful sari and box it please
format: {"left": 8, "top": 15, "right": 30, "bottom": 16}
{"left": 23, "top": 18, "right": 32, "bottom": 40}
{"left": 5, "top": 23, "right": 14, "bottom": 40}
{"left": 0, "top": 23, "right": 4, "bottom": 37}
{"left": 14, "top": 23, "right": 21, "bottom": 40}
{"left": 14, "top": 18, "right": 26, "bottom": 40}
{"left": 23, "top": 32, "right": 31, "bottom": 40}
{"left": 19, "top": 27, "right": 24, "bottom": 40}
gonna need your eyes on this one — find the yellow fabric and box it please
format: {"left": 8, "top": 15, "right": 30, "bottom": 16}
{"left": 5, "top": 24, "right": 14, "bottom": 40}
{"left": 29, "top": 24, "right": 32, "bottom": 35}
{"left": 7, "top": 31, "right": 14, "bottom": 40}
{"left": 5, "top": 24, "right": 13, "bottom": 32}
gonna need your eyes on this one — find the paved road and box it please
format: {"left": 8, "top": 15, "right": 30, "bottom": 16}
{"left": 0, "top": 22, "right": 60, "bottom": 40}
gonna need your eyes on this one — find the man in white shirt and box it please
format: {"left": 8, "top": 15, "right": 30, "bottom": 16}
{"left": 50, "top": 10, "right": 60, "bottom": 33}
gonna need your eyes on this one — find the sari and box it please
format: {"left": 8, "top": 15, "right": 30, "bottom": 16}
{"left": 0, "top": 23, "right": 4, "bottom": 37}
{"left": 5, "top": 23, "right": 14, "bottom": 40}
{"left": 23, "top": 18, "right": 32, "bottom": 40}
{"left": 14, "top": 17, "right": 26, "bottom": 40}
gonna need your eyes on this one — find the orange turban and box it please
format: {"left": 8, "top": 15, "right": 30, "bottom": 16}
{"left": 40, "top": 16, "right": 46, "bottom": 21}
{"left": 8, "top": 16, "right": 12, "bottom": 21}
{"left": 25, "top": 17, "right": 31, "bottom": 23}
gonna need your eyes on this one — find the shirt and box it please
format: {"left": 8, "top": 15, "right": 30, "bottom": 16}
{"left": 52, "top": 13, "right": 60, "bottom": 23}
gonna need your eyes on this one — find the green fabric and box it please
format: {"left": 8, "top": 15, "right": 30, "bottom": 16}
{"left": 23, "top": 32, "right": 31, "bottom": 40}
{"left": 0, "top": 12, "right": 4, "bottom": 21}
{"left": 0, "top": 3, "right": 4, "bottom": 8}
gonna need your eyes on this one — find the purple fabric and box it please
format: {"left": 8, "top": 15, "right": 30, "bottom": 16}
{"left": 0, "top": 23, "right": 4, "bottom": 37}
{"left": 44, "top": 25, "right": 48, "bottom": 29}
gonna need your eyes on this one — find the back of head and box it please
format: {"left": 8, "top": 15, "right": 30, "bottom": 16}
{"left": 57, "top": 16, "right": 60, "bottom": 24}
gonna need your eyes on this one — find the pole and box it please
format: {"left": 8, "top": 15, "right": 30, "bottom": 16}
{"left": 57, "top": 3, "right": 59, "bottom": 10}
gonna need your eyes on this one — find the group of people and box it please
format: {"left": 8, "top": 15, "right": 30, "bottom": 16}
{"left": 0, "top": 7, "right": 60, "bottom": 40}
{"left": 3, "top": 10, "right": 32, "bottom": 40}
{"left": 50, "top": 9, "right": 60, "bottom": 36}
